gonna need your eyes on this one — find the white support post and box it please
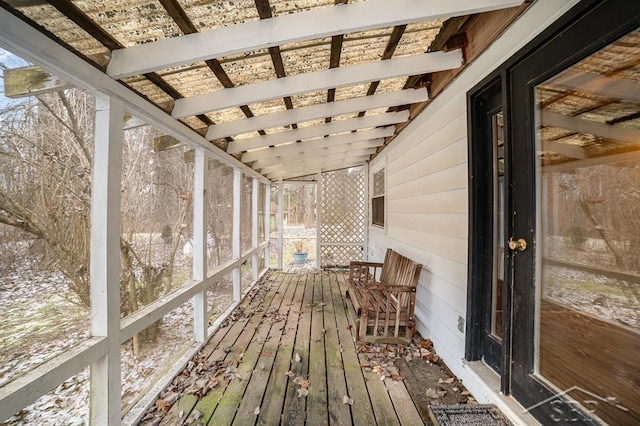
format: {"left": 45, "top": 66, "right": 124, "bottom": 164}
{"left": 89, "top": 95, "right": 123, "bottom": 425}
{"left": 193, "top": 148, "right": 207, "bottom": 342}
{"left": 251, "top": 178, "right": 259, "bottom": 281}
{"left": 265, "top": 183, "right": 271, "bottom": 268}
{"left": 277, "top": 178, "right": 284, "bottom": 269}
{"left": 363, "top": 163, "right": 369, "bottom": 260}
{"left": 316, "top": 171, "right": 322, "bottom": 270}
{"left": 232, "top": 169, "right": 242, "bottom": 301}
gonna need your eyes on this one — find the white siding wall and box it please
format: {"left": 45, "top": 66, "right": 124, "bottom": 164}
{"left": 367, "top": 0, "right": 580, "bottom": 410}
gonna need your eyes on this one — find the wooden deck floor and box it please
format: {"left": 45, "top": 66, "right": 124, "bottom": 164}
{"left": 150, "top": 269, "right": 424, "bottom": 425}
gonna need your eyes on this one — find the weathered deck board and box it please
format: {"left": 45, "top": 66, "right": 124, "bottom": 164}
{"left": 145, "top": 269, "right": 425, "bottom": 426}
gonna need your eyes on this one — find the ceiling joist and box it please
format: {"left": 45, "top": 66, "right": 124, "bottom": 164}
{"left": 245, "top": 138, "right": 384, "bottom": 168}
{"left": 267, "top": 159, "right": 368, "bottom": 180}
{"left": 552, "top": 69, "right": 640, "bottom": 104}
{"left": 106, "top": 0, "right": 520, "bottom": 79}
{"left": 205, "top": 88, "right": 427, "bottom": 140}
{"left": 252, "top": 141, "right": 383, "bottom": 168}
{"left": 542, "top": 111, "right": 640, "bottom": 144}
{"left": 227, "top": 110, "right": 409, "bottom": 153}
{"left": 172, "top": 50, "right": 463, "bottom": 118}
{"left": 258, "top": 150, "right": 377, "bottom": 175}
{"left": 241, "top": 127, "right": 393, "bottom": 162}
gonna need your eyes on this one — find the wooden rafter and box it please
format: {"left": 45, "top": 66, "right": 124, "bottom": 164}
{"left": 205, "top": 88, "right": 428, "bottom": 140}
{"left": 254, "top": 0, "right": 298, "bottom": 130}
{"left": 227, "top": 111, "right": 409, "bottom": 153}
{"left": 172, "top": 50, "right": 463, "bottom": 118}
{"left": 241, "top": 128, "right": 392, "bottom": 162}
{"left": 158, "top": 0, "right": 265, "bottom": 136}
{"left": 106, "top": 0, "right": 522, "bottom": 79}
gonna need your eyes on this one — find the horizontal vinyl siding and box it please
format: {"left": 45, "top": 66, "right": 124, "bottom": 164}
{"left": 366, "top": 0, "right": 582, "bottom": 413}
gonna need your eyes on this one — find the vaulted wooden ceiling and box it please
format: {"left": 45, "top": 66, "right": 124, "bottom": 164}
{"left": 0, "top": 0, "right": 528, "bottom": 180}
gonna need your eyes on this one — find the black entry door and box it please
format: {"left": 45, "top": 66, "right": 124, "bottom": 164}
{"left": 508, "top": 1, "right": 640, "bottom": 424}
{"left": 466, "top": 77, "right": 509, "bottom": 379}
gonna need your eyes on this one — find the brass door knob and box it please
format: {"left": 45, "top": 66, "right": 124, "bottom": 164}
{"left": 508, "top": 238, "right": 527, "bottom": 251}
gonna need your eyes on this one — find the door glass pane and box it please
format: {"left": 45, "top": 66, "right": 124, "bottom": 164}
{"left": 535, "top": 28, "right": 640, "bottom": 424}
{"left": 492, "top": 112, "right": 505, "bottom": 339}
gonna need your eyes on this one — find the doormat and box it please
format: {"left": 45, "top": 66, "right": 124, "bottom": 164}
{"left": 428, "top": 404, "right": 513, "bottom": 426}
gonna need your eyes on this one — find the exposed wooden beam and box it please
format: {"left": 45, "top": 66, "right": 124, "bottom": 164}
{"left": 173, "top": 51, "right": 463, "bottom": 118}
{"left": 260, "top": 153, "right": 373, "bottom": 175}
{"left": 241, "top": 128, "right": 391, "bottom": 162}
{"left": 542, "top": 111, "right": 640, "bottom": 144}
{"left": 552, "top": 69, "right": 640, "bottom": 104}
{"left": 540, "top": 139, "right": 588, "bottom": 160}
{"left": 107, "top": 0, "right": 522, "bottom": 78}
{"left": 267, "top": 159, "right": 368, "bottom": 180}
{"left": 256, "top": 148, "right": 377, "bottom": 173}
{"left": 158, "top": 0, "right": 263, "bottom": 133}
{"left": 227, "top": 111, "right": 409, "bottom": 153}
{"left": 245, "top": 138, "right": 384, "bottom": 163}
{"left": 153, "top": 135, "right": 182, "bottom": 152}
{"left": 3, "top": 65, "right": 71, "bottom": 98}
{"left": 205, "top": 88, "right": 427, "bottom": 140}
{"left": 0, "top": 7, "right": 269, "bottom": 183}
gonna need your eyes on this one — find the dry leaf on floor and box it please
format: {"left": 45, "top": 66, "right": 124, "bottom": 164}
{"left": 425, "top": 388, "right": 440, "bottom": 399}
{"left": 155, "top": 399, "right": 171, "bottom": 412}
{"left": 343, "top": 395, "right": 354, "bottom": 405}
{"left": 293, "top": 377, "right": 310, "bottom": 388}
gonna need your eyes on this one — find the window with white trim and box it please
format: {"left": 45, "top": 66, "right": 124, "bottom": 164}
{"left": 372, "top": 168, "right": 385, "bottom": 227}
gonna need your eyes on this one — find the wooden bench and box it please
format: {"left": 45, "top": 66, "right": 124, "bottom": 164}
{"left": 346, "top": 249, "right": 422, "bottom": 344}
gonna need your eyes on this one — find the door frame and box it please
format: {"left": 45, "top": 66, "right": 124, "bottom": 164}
{"left": 466, "top": 0, "right": 640, "bottom": 422}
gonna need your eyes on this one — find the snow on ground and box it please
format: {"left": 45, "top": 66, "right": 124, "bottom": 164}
{"left": 1, "top": 251, "right": 234, "bottom": 425}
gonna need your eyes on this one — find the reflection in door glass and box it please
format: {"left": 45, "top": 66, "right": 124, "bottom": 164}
{"left": 492, "top": 112, "right": 505, "bottom": 339}
{"left": 535, "top": 28, "right": 640, "bottom": 424}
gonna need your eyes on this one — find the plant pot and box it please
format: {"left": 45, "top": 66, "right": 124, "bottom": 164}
{"left": 293, "top": 252, "right": 308, "bottom": 264}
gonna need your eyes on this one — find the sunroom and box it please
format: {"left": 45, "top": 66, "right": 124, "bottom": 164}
{"left": 0, "top": 0, "right": 638, "bottom": 425}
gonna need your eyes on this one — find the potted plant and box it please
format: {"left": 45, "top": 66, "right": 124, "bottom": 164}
{"left": 292, "top": 240, "right": 308, "bottom": 264}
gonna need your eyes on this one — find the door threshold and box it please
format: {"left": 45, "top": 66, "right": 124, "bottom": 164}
{"left": 462, "top": 360, "right": 540, "bottom": 426}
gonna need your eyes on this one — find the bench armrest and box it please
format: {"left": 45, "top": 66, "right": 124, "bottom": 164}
{"left": 365, "top": 284, "right": 417, "bottom": 293}
{"left": 349, "top": 261, "right": 384, "bottom": 268}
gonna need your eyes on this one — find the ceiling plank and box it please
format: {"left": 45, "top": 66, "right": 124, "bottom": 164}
{"left": 227, "top": 111, "right": 409, "bottom": 153}
{"left": 206, "top": 88, "right": 427, "bottom": 139}
{"left": 542, "top": 111, "right": 640, "bottom": 144}
{"left": 173, "top": 51, "right": 462, "bottom": 118}
{"left": 241, "top": 128, "right": 392, "bottom": 162}
{"left": 259, "top": 152, "right": 374, "bottom": 175}
{"left": 107, "top": 0, "right": 522, "bottom": 78}
{"left": 245, "top": 138, "right": 384, "bottom": 166}
{"left": 551, "top": 69, "right": 640, "bottom": 104}
{"left": 253, "top": 142, "right": 381, "bottom": 168}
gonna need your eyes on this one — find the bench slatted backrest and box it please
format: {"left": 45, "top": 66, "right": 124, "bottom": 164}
{"left": 378, "top": 248, "right": 396, "bottom": 284}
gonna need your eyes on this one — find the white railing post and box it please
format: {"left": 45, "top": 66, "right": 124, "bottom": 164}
{"left": 264, "top": 183, "right": 271, "bottom": 268}
{"left": 316, "top": 171, "right": 322, "bottom": 270}
{"left": 89, "top": 95, "right": 123, "bottom": 425}
{"left": 252, "top": 178, "right": 259, "bottom": 281}
{"left": 193, "top": 148, "right": 207, "bottom": 342}
{"left": 277, "top": 178, "right": 284, "bottom": 269}
{"left": 232, "top": 169, "right": 242, "bottom": 301}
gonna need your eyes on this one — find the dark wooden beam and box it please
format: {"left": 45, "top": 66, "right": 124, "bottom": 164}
{"left": 46, "top": 0, "right": 123, "bottom": 51}
{"left": 254, "top": 0, "right": 298, "bottom": 130}
{"left": 157, "top": 0, "right": 265, "bottom": 136}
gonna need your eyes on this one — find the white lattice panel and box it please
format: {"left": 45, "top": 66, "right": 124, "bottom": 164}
{"left": 320, "top": 168, "right": 366, "bottom": 267}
